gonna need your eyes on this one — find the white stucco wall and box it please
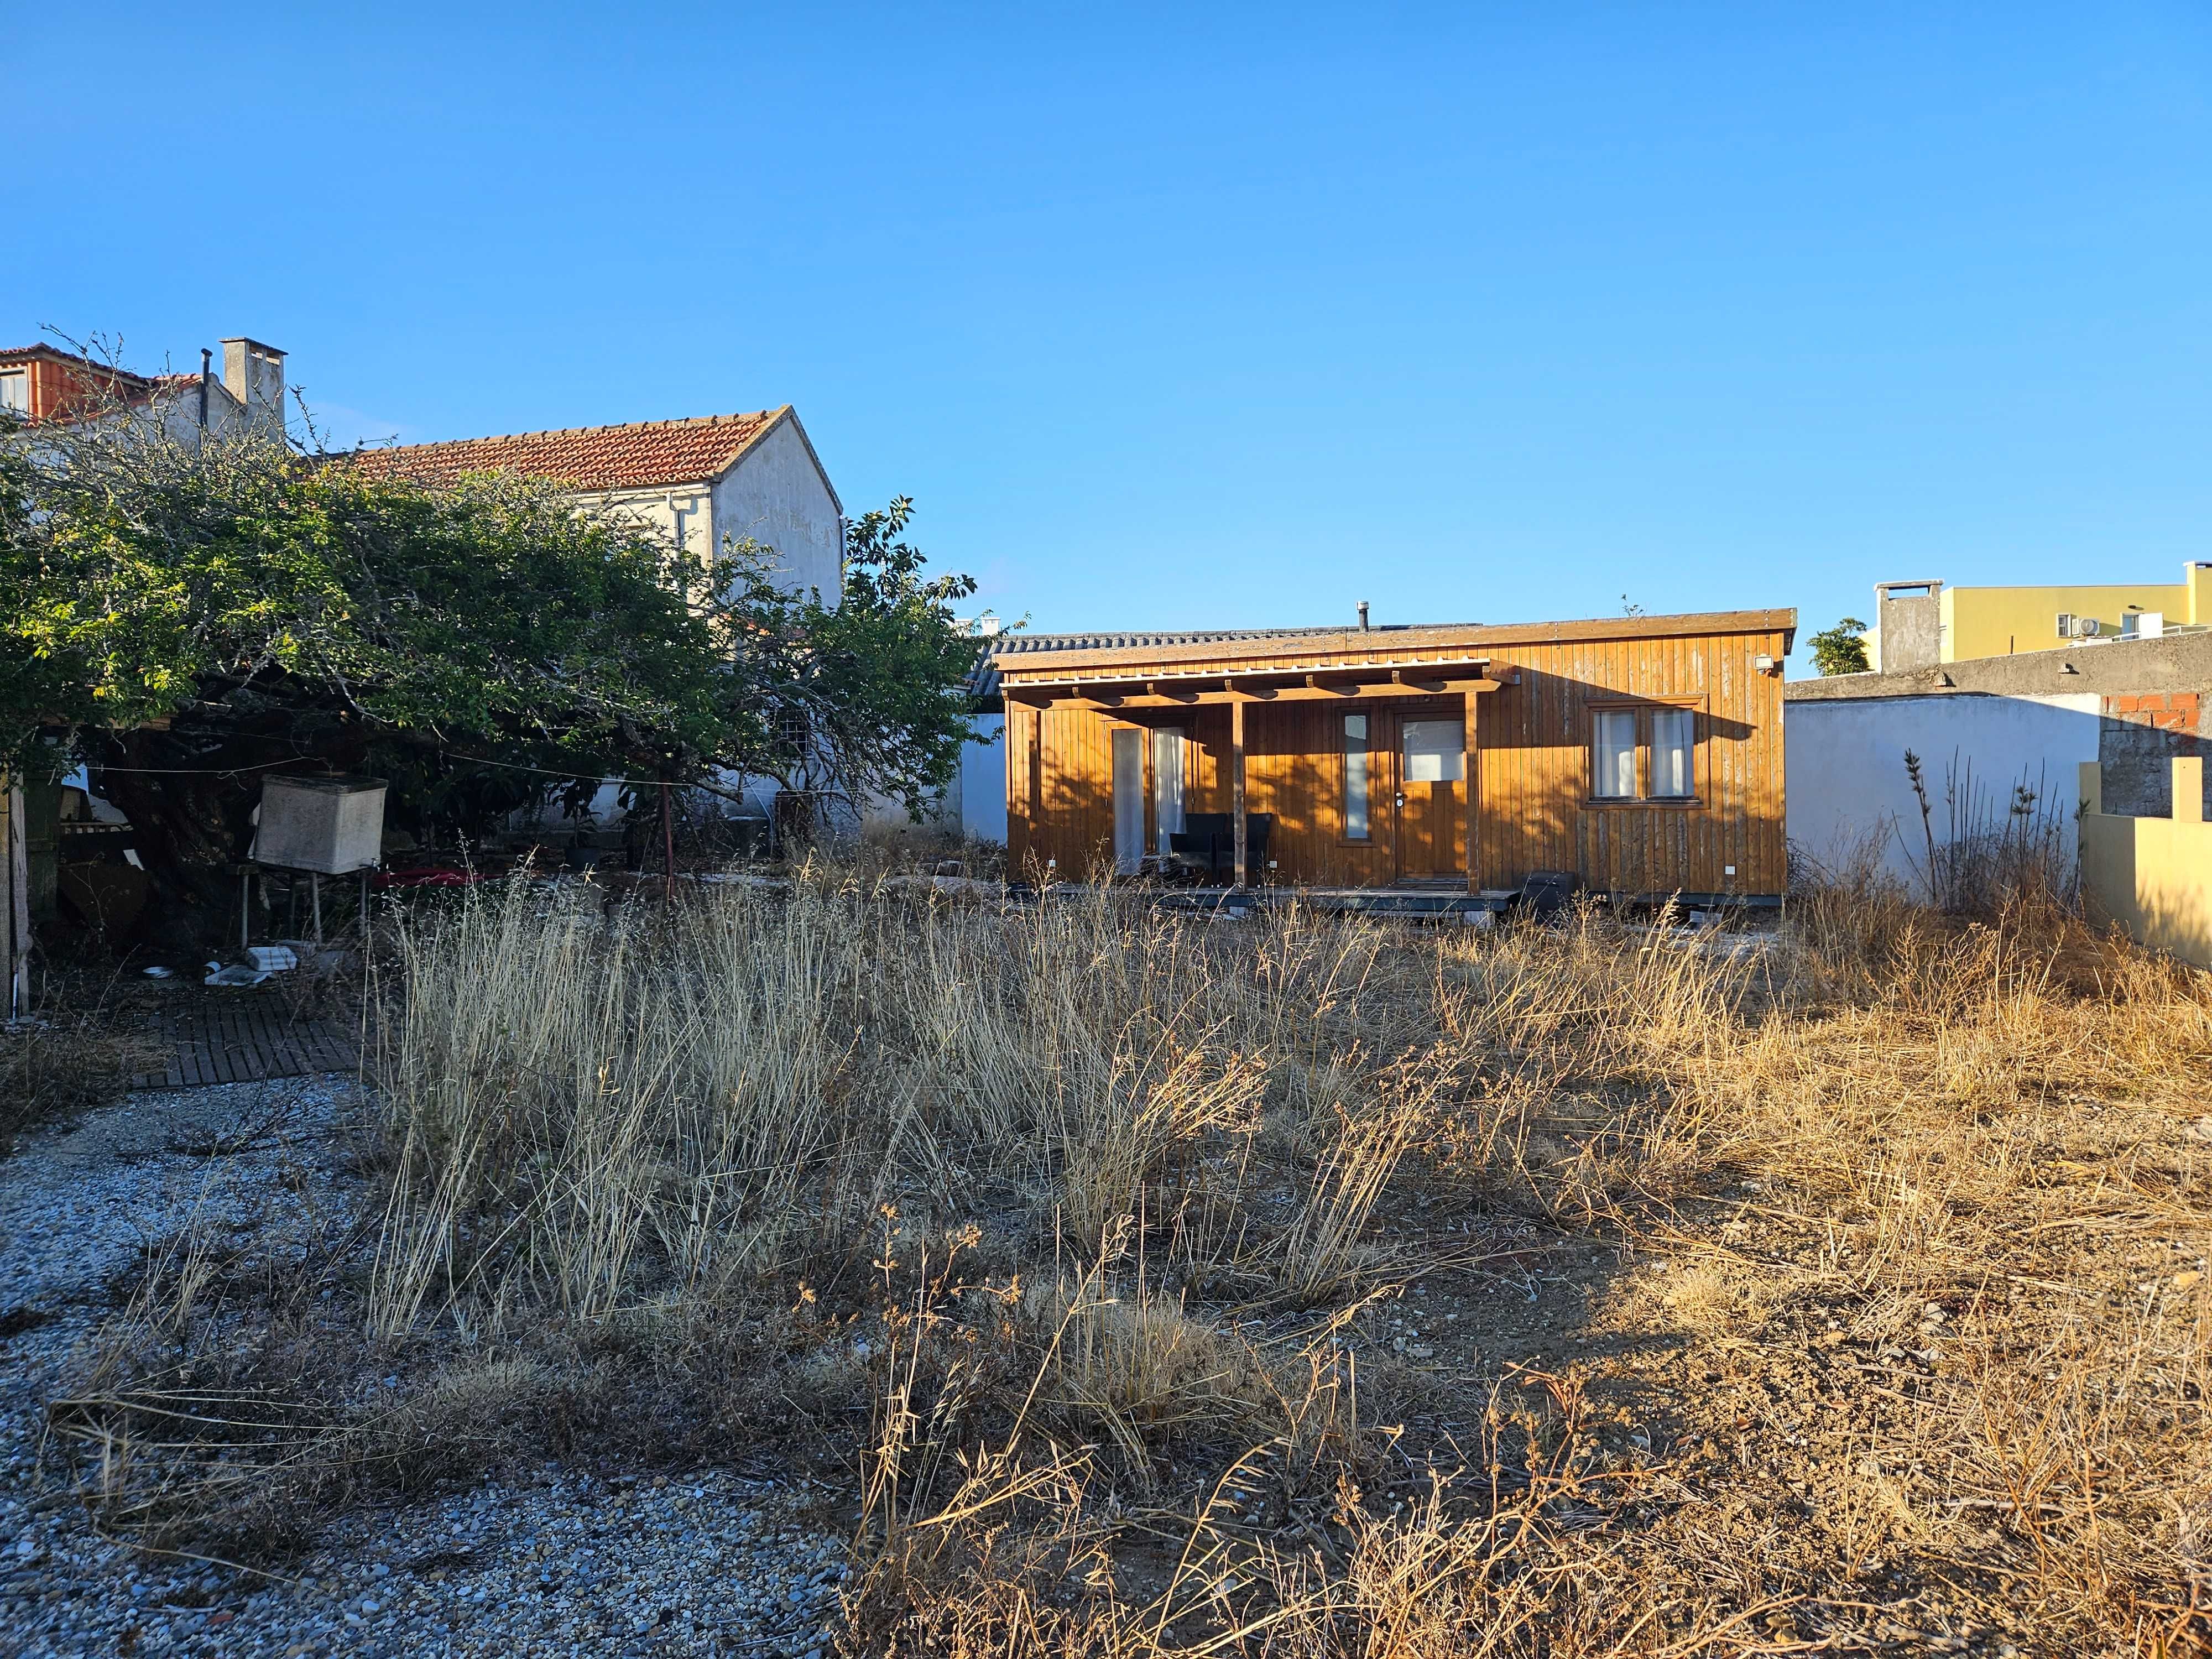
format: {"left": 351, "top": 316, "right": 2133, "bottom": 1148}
{"left": 586, "top": 485, "right": 715, "bottom": 578}
{"left": 713, "top": 415, "right": 843, "bottom": 603}
{"left": 1785, "top": 692, "right": 2102, "bottom": 885}
{"left": 957, "top": 715, "right": 1007, "bottom": 844}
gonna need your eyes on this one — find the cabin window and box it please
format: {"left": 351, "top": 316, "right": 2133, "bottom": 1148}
{"left": 1151, "top": 726, "right": 1185, "bottom": 854}
{"left": 1592, "top": 705, "right": 1699, "bottom": 800}
{"left": 1111, "top": 728, "right": 1144, "bottom": 875}
{"left": 1342, "top": 714, "right": 1370, "bottom": 840}
{"left": 1401, "top": 720, "right": 1465, "bottom": 783}
{"left": 0, "top": 371, "right": 25, "bottom": 413}
{"left": 1592, "top": 710, "right": 1639, "bottom": 799}
{"left": 1650, "top": 707, "right": 1695, "bottom": 798}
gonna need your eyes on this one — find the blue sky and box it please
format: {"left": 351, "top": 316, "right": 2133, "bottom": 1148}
{"left": 7, "top": 4, "right": 2209, "bottom": 655}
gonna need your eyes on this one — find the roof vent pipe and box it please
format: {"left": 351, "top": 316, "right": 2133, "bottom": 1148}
{"left": 198, "top": 348, "right": 211, "bottom": 429}
{"left": 1357, "top": 601, "right": 1369, "bottom": 632}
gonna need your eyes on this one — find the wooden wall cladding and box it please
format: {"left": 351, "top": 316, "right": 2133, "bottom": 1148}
{"left": 1009, "top": 624, "right": 1790, "bottom": 896}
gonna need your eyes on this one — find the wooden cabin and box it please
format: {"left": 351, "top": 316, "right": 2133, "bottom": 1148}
{"left": 993, "top": 608, "right": 1796, "bottom": 905}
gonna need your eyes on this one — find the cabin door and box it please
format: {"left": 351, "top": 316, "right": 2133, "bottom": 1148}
{"left": 1111, "top": 727, "right": 1145, "bottom": 875}
{"left": 1392, "top": 714, "right": 1466, "bottom": 880}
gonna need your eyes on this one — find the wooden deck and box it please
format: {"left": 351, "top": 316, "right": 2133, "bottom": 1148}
{"left": 1136, "top": 884, "right": 1781, "bottom": 917}
{"left": 129, "top": 1003, "right": 361, "bottom": 1091}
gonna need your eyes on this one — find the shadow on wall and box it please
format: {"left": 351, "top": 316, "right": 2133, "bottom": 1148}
{"left": 1787, "top": 695, "right": 2209, "bottom": 895}
{"left": 2080, "top": 757, "right": 2212, "bottom": 968}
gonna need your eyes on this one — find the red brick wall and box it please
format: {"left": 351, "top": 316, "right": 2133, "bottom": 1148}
{"left": 2106, "top": 692, "right": 2203, "bottom": 735}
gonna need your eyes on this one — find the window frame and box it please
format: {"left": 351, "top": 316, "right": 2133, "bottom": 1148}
{"left": 1583, "top": 696, "right": 1706, "bottom": 808}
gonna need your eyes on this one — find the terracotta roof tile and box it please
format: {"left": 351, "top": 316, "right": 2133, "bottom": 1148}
{"left": 338, "top": 408, "right": 790, "bottom": 492}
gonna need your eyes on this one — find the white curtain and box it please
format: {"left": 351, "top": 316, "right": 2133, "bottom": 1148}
{"left": 1343, "top": 714, "right": 1370, "bottom": 840}
{"left": 1112, "top": 729, "right": 1144, "bottom": 874}
{"left": 1650, "top": 708, "right": 1694, "bottom": 797}
{"left": 1401, "top": 719, "right": 1465, "bottom": 784}
{"left": 1593, "top": 710, "right": 1637, "bottom": 798}
{"left": 1151, "top": 727, "right": 1185, "bottom": 853}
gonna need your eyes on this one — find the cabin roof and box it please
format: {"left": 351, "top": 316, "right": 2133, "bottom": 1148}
{"left": 994, "top": 609, "right": 1797, "bottom": 686}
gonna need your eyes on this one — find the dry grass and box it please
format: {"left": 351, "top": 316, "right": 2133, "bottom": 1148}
{"left": 44, "top": 857, "right": 2212, "bottom": 1654}
{"left": 0, "top": 1009, "right": 163, "bottom": 1157}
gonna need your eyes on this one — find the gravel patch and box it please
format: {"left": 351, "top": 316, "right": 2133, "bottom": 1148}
{"left": 1, "top": 1075, "right": 846, "bottom": 1658}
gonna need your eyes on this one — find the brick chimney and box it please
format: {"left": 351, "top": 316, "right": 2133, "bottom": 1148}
{"left": 219, "top": 337, "right": 286, "bottom": 430}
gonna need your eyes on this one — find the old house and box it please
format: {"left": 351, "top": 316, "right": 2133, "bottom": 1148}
{"left": 0, "top": 336, "right": 287, "bottom": 441}
{"left": 993, "top": 608, "right": 1794, "bottom": 908}
{"left": 3, "top": 334, "right": 289, "bottom": 1012}
{"left": 343, "top": 407, "right": 844, "bottom": 604}
{"left": 342, "top": 406, "right": 848, "bottom": 833}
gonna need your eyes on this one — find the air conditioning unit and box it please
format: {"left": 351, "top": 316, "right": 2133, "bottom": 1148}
{"left": 2056, "top": 613, "right": 2072, "bottom": 638}
{"left": 2058, "top": 614, "right": 2101, "bottom": 640}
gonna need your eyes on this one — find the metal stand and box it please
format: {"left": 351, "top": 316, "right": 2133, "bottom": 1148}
{"left": 242, "top": 862, "right": 374, "bottom": 952}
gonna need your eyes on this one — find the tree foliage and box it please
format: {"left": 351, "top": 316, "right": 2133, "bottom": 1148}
{"left": 0, "top": 398, "right": 980, "bottom": 924}
{"left": 1808, "top": 616, "right": 1871, "bottom": 677}
{"left": 733, "top": 497, "right": 978, "bottom": 821}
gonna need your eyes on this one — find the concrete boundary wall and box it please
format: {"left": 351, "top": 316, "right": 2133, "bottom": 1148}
{"left": 1784, "top": 693, "right": 2099, "bottom": 888}
{"left": 2079, "top": 758, "right": 2212, "bottom": 969}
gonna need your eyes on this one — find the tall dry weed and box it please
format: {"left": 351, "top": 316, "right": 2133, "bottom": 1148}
{"left": 58, "top": 858, "right": 2212, "bottom": 1654}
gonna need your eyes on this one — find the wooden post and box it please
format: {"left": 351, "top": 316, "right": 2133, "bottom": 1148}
{"left": 3, "top": 776, "right": 27, "bottom": 1019}
{"left": 1231, "top": 698, "right": 1248, "bottom": 890}
{"left": 660, "top": 779, "right": 676, "bottom": 902}
{"left": 1463, "top": 690, "right": 1480, "bottom": 894}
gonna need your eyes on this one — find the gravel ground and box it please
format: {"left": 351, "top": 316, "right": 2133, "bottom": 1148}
{"left": 0, "top": 1074, "right": 847, "bottom": 1658}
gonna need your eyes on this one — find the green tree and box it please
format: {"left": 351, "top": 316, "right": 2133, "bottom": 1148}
{"left": 1, "top": 401, "right": 978, "bottom": 933}
{"left": 1808, "top": 617, "right": 1871, "bottom": 676}
{"left": 732, "top": 496, "right": 980, "bottom": 826}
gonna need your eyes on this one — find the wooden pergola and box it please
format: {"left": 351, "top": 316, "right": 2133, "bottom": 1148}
{"left": 998, "top": 627, "right": 1514, "bottom": 890}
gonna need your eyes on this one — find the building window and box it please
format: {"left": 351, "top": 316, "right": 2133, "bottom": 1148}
{"left": 1592, "top": 705, "right": 1699, "bottom": 801}
{"left": 0, "top": 371, "right": 25, "bottom": 414}
{"left": 1650, "top": 707, "right": 1695, "bottom": 797}
{"left": 1401, "top": 719, "right": 1465, "bottom": 783}
{"left": 1343, "top": 713, "right": 1370, "bottom": 840}
{"left": 1151, "top": 727, "right": 1185, "bottom": 855}
{"left": 1593, "top": 709, "right": 1639, "bottom": 799}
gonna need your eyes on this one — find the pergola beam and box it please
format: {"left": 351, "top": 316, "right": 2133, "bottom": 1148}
{"left": 1010, "top": 677, "right": 1502, "bottom": 712}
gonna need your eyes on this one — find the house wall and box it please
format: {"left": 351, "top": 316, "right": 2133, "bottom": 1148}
{"left": 1784, "top": 692, "right": 2102, "bottom": 888}
{"left": 586, "top": 484, "right": 716, "bottom": 585}
{"left": 2079, "top": 758, "right": 2212, "bottom": 968}
{"left": 1940, "top": 577, "right": 2201, "bottom": 662}
{"left": 959, "top": 715, "right": 1008, "bottom": 844}
{"left": 712, "top": 417, "right": 843, "bottom": 603}
{"left": 1008, "top": 623, "right": 1790, "bottom": 896}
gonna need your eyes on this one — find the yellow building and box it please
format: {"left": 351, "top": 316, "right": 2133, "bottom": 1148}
{"left": 1869, "top": 564, "right": 2212, "bottom": 670}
